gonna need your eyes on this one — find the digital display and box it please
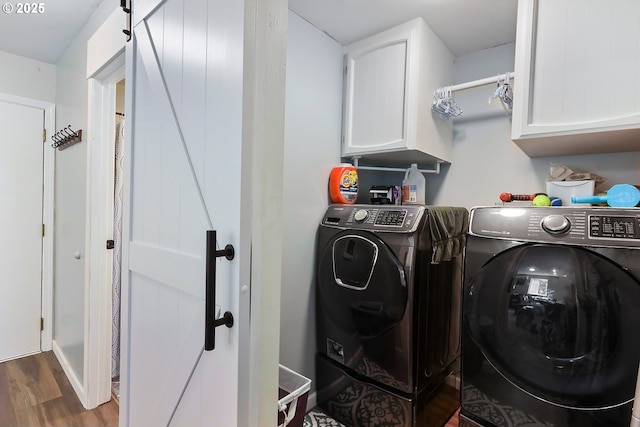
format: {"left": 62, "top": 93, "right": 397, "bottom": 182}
{"left": 589, "top": 215, "right": 640, "bottom": 239}
{"left": 375, "top": 210, "right": 406, "bottom": 226}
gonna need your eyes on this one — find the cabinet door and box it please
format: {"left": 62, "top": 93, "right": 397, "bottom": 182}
{"left": 343, "top": 31, "right": 412, "bottom": 156}
{"left": 512, "top": 0, "right": 640, "bottom": 157}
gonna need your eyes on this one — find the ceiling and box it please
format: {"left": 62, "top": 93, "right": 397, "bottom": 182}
{"left": 287, "top": 0, "right": 517, "bottom": 57}
{"left": 0, "top": 0, "right": 517, "bottom": 65}
{"left": 0, "top": 0, "right": 103, "bottom": 64}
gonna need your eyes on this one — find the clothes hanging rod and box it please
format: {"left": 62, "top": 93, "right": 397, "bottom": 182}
{"left": 445, "top": 71, "right": 514, "bottom": 93}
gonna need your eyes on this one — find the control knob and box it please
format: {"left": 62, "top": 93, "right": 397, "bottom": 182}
{"left": 541, "top": 214, "right": 571, "bottom": 234}
{"left": 354, "top": 209, "right": 369, "bottom": 222}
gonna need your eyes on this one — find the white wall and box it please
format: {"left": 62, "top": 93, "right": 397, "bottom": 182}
{"left": 0, "top": 50, "right": 55, "bottom": 102}
{"left": 53, "top": 0, "right": 120, "bottom": 386}
{"left": 279, "top": 11, "right": 343, "bottom": 390}
{"left": 427, "top": 42, "right": 640, "bottom": 209}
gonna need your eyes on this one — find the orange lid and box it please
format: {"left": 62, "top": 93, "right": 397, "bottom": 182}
{"left": 329, "top": 165, "right": 358, "bottom": 204}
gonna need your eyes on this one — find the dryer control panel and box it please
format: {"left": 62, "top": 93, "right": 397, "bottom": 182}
{"left": 590, "top": 215, "right": 640, "bottom": 240}
{"left": 321, "top": 204, "right": 425, "bottom": 233}
{"left": 470, "top": 206, "right": 640, "bottom": 247}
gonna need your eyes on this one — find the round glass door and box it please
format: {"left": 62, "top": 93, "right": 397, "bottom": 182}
{"left": 317, "top": 231, "right": 407, "bottom": 339}
{"left": 466, "top": 244, "right": 640, "bottom": 409}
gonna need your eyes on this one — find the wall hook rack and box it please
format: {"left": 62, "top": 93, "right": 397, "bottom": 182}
{"left": 51, "top": 125, "right": 83, "bottom": 150}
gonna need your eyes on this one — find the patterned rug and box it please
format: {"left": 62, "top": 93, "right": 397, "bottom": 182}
{"left": 462, "top": 384, "right": 550, "bottom": 427}
{"left": 303, "top": 409, "right": 346, "bottom": 427}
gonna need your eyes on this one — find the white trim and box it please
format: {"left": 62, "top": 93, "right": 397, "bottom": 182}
{"left": 84, "top": 53, "right": 126, "bottom": 410}
{"left": 53, "top": 340, "right": 85, "bottom": 403}
{"left": 0, "top": 92, "right": 55, "bottom": 354}
{"left": 511, "top": 0, "right": 535, "bottom": 141}
{"left": 87, "top": 8, "right": 127, "bottom": 78}
{"left": 119, "top": 35, "right": 135, "bottom": 427}
{"left": 0, "top": 350, "right": 40, "bottom": 364}
{"left": 41, "top": 102, "right": 55, "bottom": 353}
{"left": 241, "top": 0, "right": 287, "bottom": 425}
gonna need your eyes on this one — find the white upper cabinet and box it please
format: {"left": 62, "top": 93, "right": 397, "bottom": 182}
{"left": 342, "top": 18, "right": 454, "bottom": 166}
{"left": 512, "top": 0, "right": 640, "bottom": 157}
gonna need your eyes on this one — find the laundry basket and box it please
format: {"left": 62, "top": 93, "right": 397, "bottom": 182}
{"left": 278, "top": 365, "right": 311, "bottom": 427}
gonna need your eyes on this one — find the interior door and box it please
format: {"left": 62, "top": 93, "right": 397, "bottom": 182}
{"left": 124, "top": 0, "right": 245, "bottom": 425}
{"left": 0, "top": 99, "right": 44, "bottom": 362}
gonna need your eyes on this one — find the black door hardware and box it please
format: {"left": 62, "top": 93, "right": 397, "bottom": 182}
{"left": 205, "top": 230, "right": 235, "bottom": 351}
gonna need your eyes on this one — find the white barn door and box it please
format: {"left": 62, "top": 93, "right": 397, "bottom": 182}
{"left": 123, "top": 0, "right": 247, "bottom": 425}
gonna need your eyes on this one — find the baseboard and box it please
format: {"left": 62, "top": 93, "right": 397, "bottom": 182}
{"left": 52, "top": 340, "right": 87, "bottom": 408}
{"left": 306, "top": 390, "right": 317, "bottom": 412}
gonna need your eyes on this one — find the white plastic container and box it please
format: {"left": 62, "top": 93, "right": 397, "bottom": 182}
{"left": 402, "top": 163, "right": 426, "bottom": 204}
{"left": 546, "top": 180, "right": 595, "bottom": 206}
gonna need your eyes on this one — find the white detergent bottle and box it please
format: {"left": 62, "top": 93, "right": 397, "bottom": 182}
{"left": 402, "top": 163, "right": 426, "bottom": 205}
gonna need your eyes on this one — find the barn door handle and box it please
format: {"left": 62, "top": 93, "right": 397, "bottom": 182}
{"left": 205, "top": 230, "right": 235, "bottom": 351}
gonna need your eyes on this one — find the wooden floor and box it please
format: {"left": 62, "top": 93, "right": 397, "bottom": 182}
{"left": 445, "top": 409, "right": 460, "bottom": 427}
{"left": 1, "top": 351, "right": 460, "bottom": 427}
{"left": 419, "top": 383, "right": 460, "bottom": 427}
{"left": 0, "top": 351, "right": 119, "bottom": 427}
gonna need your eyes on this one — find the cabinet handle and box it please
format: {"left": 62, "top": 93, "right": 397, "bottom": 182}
{"left": 205, "top": 230, "right": 234, "bottom": 351}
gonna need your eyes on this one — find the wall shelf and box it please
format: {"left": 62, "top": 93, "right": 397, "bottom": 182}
{"left": 350, "top": 156, "right": 442, "bottom": 174}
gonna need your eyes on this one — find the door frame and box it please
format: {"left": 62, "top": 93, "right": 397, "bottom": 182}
{"left": 85, "top": 52, "right": 125, "bottom": 409}
{"left": 0, "top": 92, "right": 55, "bottom": 355}
{"left": 239, "top": 0, "right": 288, "bottom": 424}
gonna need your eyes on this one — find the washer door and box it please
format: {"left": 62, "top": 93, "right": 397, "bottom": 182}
{"left": 317, "top": 230, "right": 407, "bottom": 339}
{"left": 467, "top": 244, "right": 640, "bottom": 409}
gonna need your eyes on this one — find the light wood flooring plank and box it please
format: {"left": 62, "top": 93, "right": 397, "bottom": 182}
{"left": 0, "top": 352, "right": 119, "bottom": 427}
{"left": 0, "top": 362, "right": 19, "bottom": 426}
{"left": 40, "top": 351, "right": 85, "bottom": 414}
{"left": 61, "top": 402, "right": 119, "bottom": 427}
{"left": 445, "top": 408, "right": 460, "bottom": 427}
{"left": 6, "top": 352, "right": 62, "bottom": 410}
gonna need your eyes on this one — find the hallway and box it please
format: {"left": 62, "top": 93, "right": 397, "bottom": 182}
{"left": 0, "top": 352, "right": 118, "bottom": 426}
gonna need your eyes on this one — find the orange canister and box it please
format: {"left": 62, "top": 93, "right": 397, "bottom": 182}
{"left": 329, "top": 164, "right": 358, "bottom": 204}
